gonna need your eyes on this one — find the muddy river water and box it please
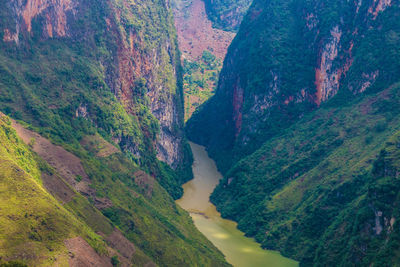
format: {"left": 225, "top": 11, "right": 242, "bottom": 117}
{"left": 176, "top": 142, "right": 298, "bottom": 267}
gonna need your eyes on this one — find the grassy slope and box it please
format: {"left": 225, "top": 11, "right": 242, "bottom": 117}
{"left": 0, "top": 114, "right": 107, "bottom": 266}
{"left": 75, "top": 144, "right": 229, "bottom": 266}
{"left": 0, "top": 0, "right": 229, "bottom": 265}
{"left": 211, "top": 85, "right": 400, "bottom": 265}
{"left": 0, "top": 112, "right": 229, "bottom": 266}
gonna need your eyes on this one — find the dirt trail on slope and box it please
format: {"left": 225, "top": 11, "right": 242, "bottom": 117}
{"left": 11, "top": 121, "right": 146, "bottom": 266}
{"left": 12, "top": 121, "right": 91, "bottom": 193}
{"left": 173, "top": 0, "right": 235, "bottom": 61}
{"left": 65, "top": 237, "right": 112, "bottom": 267}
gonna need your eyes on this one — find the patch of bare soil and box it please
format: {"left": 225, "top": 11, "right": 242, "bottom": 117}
{"left": 106, "top": 229, "right": 136, "bottom": 260}
{"left": 134, "top": 170, "right": 154, "bottom": 198}
{"left": 93, "top": 197, "right": 113, "bottom": 210}
{"left": 12, "top": 121, "right": 115, "bottom": 210}
{"left": 11, "top": 121, "right": 119, "bottom": 250}
{"left": 42, "top": 173, "right": 76, "bottom": 203}
{"left": 12, "top": 121, "right": 92, "bottom": 195}
{"left": 64, "top": 237, "right": 112, "bottom": 267}
{"left": 80, "top": 135, "right": 119, "bottom": 158}
{"left": 97, "top": 229, "right": 155, "bottom": 267}
{"left": 173, "top": 0, "right": 235, "bottom": 61}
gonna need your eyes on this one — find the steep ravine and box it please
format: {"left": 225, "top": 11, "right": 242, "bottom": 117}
{"left": 177, "top": 143, "right": 298, "bottom": 267}
{"left": 172, "top": 0, "right": 235, "bottom": 120}
{"left": 173, "top": 0, "right": 297, "bottom": 265}
{"left": 186, "top": 0, "right": 400, "bottom": 265}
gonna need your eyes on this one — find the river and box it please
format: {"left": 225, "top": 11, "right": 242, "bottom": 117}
{"left": 176, "top": 142, "right": 298, "bottom": 267}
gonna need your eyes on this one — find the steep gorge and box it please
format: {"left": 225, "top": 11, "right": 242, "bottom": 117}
{"left": 1, "top": 0, "right": 400, "bottom": 265}
{"left": 187, "top": 0, "right": 400, "bottom": 172}
{"left": 187, "top": 0, "right": 400, "bottom": 265}
{"left": 172, "top": 0, "right": 235, "bottom": 120}
{"left": 0, "top": 0, "right": 230, "bottom": 266}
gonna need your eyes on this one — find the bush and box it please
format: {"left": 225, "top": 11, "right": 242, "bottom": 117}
{"left": 0, "top": 261, "right": 28, "bottom": 267}
{"left": 111, "top": 255, "right": 120, "bottom": 267}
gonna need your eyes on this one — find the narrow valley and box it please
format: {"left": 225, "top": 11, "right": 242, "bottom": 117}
{"left": 172, "top": 0, "right": 235, "bottom": 120}
{"left": 1, "top": 0, "right": 400, "bottom": 266}
{"left": 177, "top": 143, "right": 298, "bottom": 267}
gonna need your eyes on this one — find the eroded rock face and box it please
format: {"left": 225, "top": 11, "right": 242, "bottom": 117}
{"left": 315, "top": 26, "right": 342, "bottom": 105}
{"left": 2, "top": 0, "right": 185, "bottom": 169}
{"left": 369, "top": 0, "right": 392, "bottom": 18}
{"left": 186, "top": 0, "right": 399, "bottom": 170}
{"left": 105, "top": 4, "right": 184, "bottom": 167}
{"left": 5, "top": 0, "right": 76, "bottom": 42}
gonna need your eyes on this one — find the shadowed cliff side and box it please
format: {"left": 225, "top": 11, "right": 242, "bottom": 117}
{"left": 187, "top": 0, "right": 400, "bottom": 173}
{"left": 186, "top": 0, "right": 400, "bottom": 265}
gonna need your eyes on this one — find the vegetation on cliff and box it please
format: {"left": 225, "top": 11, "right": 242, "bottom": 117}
{"left": 183, "top": 50, "right": 222, "bottom": 120}
{"left": 202, "top": 0, "right": 253, "bottom": 31}
{"left": 0, "top": 0, "right": 229, "bottom": 266}
{"left": 187, "top": 0, "right": 400, "bottom": 265}
{"left": 211, "top": 84, "right": 400, "bottom": 265}
{"left": 187, "top": 0, "right": 400, "bottom": 172}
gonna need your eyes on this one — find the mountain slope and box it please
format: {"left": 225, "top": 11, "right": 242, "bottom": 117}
{"left": 0, "top": 0, "right": 191, "bottom": 197}
{"left": 186, "top": 0, "right": 400, "bottom": 265}
{"left": 211, "top": 84, "right": 400, "bottom": 265}
{"left": 0, "top": 112, "right": 229, "bottom": 266}
{"left": 0, "top": 0, "right": 230, "bottom": 266}
{"left": 0, "top": 113, "right": 112, "bottom": 266}
{"left": 187, "top": 0, "right": 400, "bottom": 173}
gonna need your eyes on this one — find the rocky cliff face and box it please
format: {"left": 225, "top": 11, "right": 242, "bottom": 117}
{"left": 0, "top": 1, "right": 233, "bottom": 265}
{"left": 3, "top": 0, "right": 76, "bottom": 42}
{"left": 202, "top": 0, "right": 253, "bottom": 31}
{"left": 1, "top": 0, "right": 186, "bottom": 170}
{"left": 187, "top": 0, "right": 400, "bottom": 172}
{"left": 187, "top": 0, "right": 400, "bottom": 265}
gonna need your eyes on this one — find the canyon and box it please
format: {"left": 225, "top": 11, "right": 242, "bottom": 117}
{"left": 176, "top": 143, "right": 298, "bottom": 266}
{"left": 0, "top": 0, "right": 227, "bottom": 266}
{"left": 0, "top": 0, "right": 400, "bottom": 266}
{"left": 172, "top": 0, "right": 236, "bottom": 120}
{"left": 187, "top": 0, "right": 400, "bottom": 265}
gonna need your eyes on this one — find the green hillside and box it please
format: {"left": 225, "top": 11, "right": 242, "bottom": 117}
{"left": 0, "top": 114, "right": 108, "bottom": 266}
{"left": 211, "top": 84, "right": 400, "bottom": 265}
{"left": 186, "top": 0, "right": 400, "bottom": 265}
{"left": 0, "top": 0, "right": 229, "bottom": 266}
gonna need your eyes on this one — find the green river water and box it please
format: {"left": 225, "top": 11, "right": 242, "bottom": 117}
{"left": 176, "top": 142, "right": 298, "bottom": 267}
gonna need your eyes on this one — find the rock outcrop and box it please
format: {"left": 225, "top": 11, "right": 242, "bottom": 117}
{"left": 187, "top": 0, "right": 400, "bottom": 172}
{"left": 202, "top": 0, "right": 253, "bottom": 31}
{"left": 2, "top": 0, "right": 186, "bottom": 170}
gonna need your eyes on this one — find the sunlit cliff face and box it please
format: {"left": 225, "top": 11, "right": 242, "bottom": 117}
{"left": 2, "top": 0, "right": 184, "bottom": 168}
{"left": 3, "top": 0, "right": 76, "bottom": 43}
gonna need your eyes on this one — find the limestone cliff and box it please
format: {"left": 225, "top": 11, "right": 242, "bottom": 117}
{"left": 0, "top": 1, "right": 232, "bottom": 265}
{"left": 202, "top": 0, "right": 253, "bottom": 31}
{"left": 1, "top": 0, "right": 187, "bottom": 171}
{"left": 187, "top": 0, "right": 400, "bottom": 172}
